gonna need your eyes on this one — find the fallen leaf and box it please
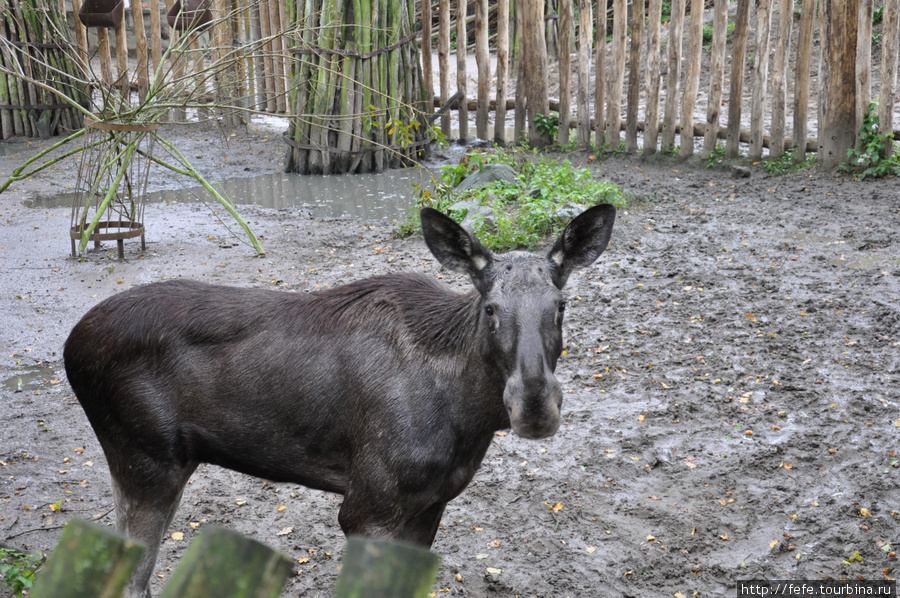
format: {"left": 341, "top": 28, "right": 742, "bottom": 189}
{"left": 298, "top": 556, "right": 309, "bottom": 564}
{"left": 189, "top": 522, "right": 199, "bottom": 529}
{"left": 770, "top": 540, "right": 779, "bottom": 549}
{"left": 475, "top": 553, "right": 489, "bottom": 560}
{"left": 236, "top": 498, "right": 246, "bottom": 506}
{"left": 277, "top": 505, "right": 287, "bottom": 512}
{"left": 276, "top": 527, "right": 293, "bottom": 536}
{"left": 485, "top": 567, "right": 503, "bottom": 575}
{"left": 585, "top": 545, "right": 596, "bottom": 553}
{"left": 683, "top": 460, "right": 697, "bottom": 469}
{"left": 647, "top": 534, "right": 656, "bottom": 542}
{"left": 638, "top": 414, "right": 646, "bottom": 423}
{"left": 719, "top": 533, "right": 730, "bottom": 541}
{"left": 860, "top": 508, "right": 872, "bottom": 517}
{"left": 171, "top": 532, "right": 184, "bottom": 541}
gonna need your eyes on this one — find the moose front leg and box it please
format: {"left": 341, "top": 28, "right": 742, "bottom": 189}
{"left": 337, "top": 482, "right": 448, "bottom": 548}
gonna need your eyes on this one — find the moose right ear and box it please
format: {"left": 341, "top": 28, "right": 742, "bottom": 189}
{"left": 421, "top": 208, "right": 494, "bottom": 292}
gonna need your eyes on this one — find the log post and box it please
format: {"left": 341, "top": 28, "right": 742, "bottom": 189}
{"left": 494, "top": 0, "right": 510, "bottom": 144}
{"left": 605, "top": 0, "right": 626, "bottom": 148}
{"left": 678, "top": 0, "right": 702, "bottom": 157}
{"left": 879, "top": 0, "right": 899, "bottom": 159}
{"left": 439, "top": 0, "right": 451, "bottom": 136}
{"left": 594, "top": 0, "right": 607, "bottom": 148}
{"left": 456, "top": 0, "right": 468, "bottom": 141}
{"left": 624, "top": 0, "right": 643, "bottom": 153}
{"left": 725, "top": 0, "right": 750, "bottom": 157}
{"left": 701, "top": 0, "right": 728, "bottom": 157}
{"left": 422, "top": 0, "right": 433, "bottom": 124}
{"left": 769, "top": 0, "right": 793, "bottom": 158}
{"left": 818, "top": 0, "right": 858, "bottom": 169}
{"left": 576, "top": 0, "right": 591, "bottom": 149}
{"left": 557, "top": 0, "right": 572, "bottom": 146}
{"left": 475, "top": 0, "right": 490, "bottom": 138}
{"left": 660, "top": 0, "right": 683, "bottom": 152}
{"left": 792, "top": 0, "right": 815, "bottom": 161}
{"left": 333, "top": 537, "right": 440, "bottom": 598}
{"left": 520, "top": 0, "right": 549, "bottom": 146}
{"left": 856, "top": 0, "right": 874, "bottom": 136}
{"left": 130, "top": 0, "right": 150, "bottom": 102}
{"left": 643, "top": 0, "right": 662, "bottom": 154}
{"left": 748, "top": 0, "right": 772, "bottom": 161}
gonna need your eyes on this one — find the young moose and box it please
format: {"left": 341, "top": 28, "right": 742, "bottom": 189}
{"left": 64, "top": 205, "right": 616, "bottom": 598}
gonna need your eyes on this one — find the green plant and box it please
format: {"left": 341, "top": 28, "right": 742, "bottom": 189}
{"left": 0, "top": 548, "right": 42, "bottom": 597}
{"left": 534, "top": 112, "right": 559, "bottom": 139}
{"left": 405, "top": 146, "right": 626, "bottom": 251}
{"left": 761, "top": 149, "right": 817, "bottom": 174}
{"left": 840, "top": 102, "right": 900, "bottom": 179}
{"left": 705, "top": 143, "right": 727, "bottom": 169}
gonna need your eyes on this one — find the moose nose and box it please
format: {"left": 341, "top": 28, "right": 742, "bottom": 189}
{"left": 504, "top": 371, "right": 563, "bottom": 440}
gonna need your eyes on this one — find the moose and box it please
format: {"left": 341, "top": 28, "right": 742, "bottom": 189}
{"left": 64, "top": 205, "right": 616, "bottom": 598}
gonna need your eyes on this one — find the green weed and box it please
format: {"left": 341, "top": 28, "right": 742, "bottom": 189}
{"left": 0, "top": 548, "right": 43, "bottom": 597}
{"left": 405, "top": 146, "right": 626, "bottom": 252}
{"left": 840, "top": 102, "right": 900, "bottom": 179}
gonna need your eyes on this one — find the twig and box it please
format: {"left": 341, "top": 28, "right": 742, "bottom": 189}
{"left": 4, "top": 507, "right": 114, "bottom": 540}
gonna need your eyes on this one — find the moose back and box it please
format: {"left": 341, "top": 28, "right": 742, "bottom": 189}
{"left": 64, "top": 205, "right": 616, "bottom": 598}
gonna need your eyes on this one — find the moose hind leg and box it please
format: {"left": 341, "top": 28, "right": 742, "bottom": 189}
{"left": 110, "top": 462, "right": 197, "bottom": 598}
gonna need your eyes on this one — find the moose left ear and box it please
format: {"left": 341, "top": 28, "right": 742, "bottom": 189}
{"left": 547, "top": 203, "right": 616, "bottom": 289}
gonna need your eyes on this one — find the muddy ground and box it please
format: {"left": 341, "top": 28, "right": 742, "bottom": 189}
{"left": 1, "top": 121, "right": 899, "bottom": 598}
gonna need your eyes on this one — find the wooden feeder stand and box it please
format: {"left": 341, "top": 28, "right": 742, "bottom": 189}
{"left": 70, "top": 118, "right": 158, "bottom": 260}
{"left": 77, "top": 0, "right": 125, "bottom": 28}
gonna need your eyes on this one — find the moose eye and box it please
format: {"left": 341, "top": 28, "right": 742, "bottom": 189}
{"left": 558, "top": 301, "right": 567, "bottom": 314}
{"left": 485, "top": 305, "right": 495, "bottom": 317}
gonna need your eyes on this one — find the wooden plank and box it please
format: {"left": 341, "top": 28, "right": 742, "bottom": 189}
{"left": 605, "top": 0, "right": 626, "bottom": 147}
{"left": 30, "top": 520, "right": 145, "bottom": 598}
{"left": 748, "top": 0, "right": 772, "bottom": 160}
{"left": 159, "top": 527, "right": 293, "bottom": 598}
{"left": 818, "top": 0, "right": 858, "bottom": 169}
{"left": 643, "top": 0, "right": 662, "bottom": 154}
{"left": 475, "top": 0, "right": 489, "bottom": 138}
{"left": 594, "top": 0, "right": 607, "bottom": 147}
{"left": 856, "top": 0, "right": 874, "bottom": 135}
{"left": 494, "top": 0, "right": 510, "bottom": 143}
{"left": 792, "top": 0, "right": 815, "bottom": 161}
{"left": 768, "top": 0, "right": 793, "bottom": 158}
{"left": 557, "top": 0, "right": 572, "bottom": 146}
{"left": 576, "top": 0, "right": 591, "bottom": 149}
{"left": 702, "top": 0, "right": 728, "bottom": 157}
{"left": 624, "top": 0, "right": 643, "bottom": 153}
{"left": 334, "top": 537, "right": 440, "bottom": 598}
{"left": 725, "top": 0, "right": 750, "bottom": 157}
{"left": 879, "top": 0, "right": 899, "bottom": 158}
{"left": 678, "top": 0, "right": 702, "bottom": 156}
{"left": 660, "top": 0, "right": 683, "bottom": 151}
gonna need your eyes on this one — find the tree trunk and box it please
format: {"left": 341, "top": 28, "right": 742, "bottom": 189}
{"left": 818, "top": 0, "right": 858, "bottom": 169}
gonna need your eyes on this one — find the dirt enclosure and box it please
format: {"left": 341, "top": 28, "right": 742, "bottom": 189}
{"left": 1, "top": 124, "right": 899, "bottom": 598}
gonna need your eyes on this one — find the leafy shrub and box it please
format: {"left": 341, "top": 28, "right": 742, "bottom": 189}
{"left": 840, "top": 102, "right": 900, "bottom": 180}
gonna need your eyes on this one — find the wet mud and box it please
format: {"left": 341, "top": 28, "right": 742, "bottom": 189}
{"left": 1, "top": 124, "right": 899, "bottom": 597}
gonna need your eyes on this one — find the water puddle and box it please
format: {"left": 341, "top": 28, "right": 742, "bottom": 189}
{"left": 2, "top": 363, "right": 60, "bottom": 393}
{"left": 831, "top": 255, "right": 900, "bottom": 270}
{"left": 26, "top": 168, "right": 442, "bottom": 220}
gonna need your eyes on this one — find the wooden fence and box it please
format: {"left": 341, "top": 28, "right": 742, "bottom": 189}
{"left": 7, "top": 0, "right": 900, "bottom": 168}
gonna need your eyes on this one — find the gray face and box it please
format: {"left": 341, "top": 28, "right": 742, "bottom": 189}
{"left": 481, "top": 252, "right": 566, "bottom": 439}
{"left": 421, "top": 203, "right": 616, "bottom": 441}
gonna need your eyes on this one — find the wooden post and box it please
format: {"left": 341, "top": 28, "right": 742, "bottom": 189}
{"left": 856, "top": 0, "right": 874, "bottom": 136}
{"left": 439, "top": 0, "right": 451, "bottom": 136}
{"left": 678, "top": 0, "right": 702, "bottom": 157}
{"left": 769, "top": 0, "right": 793, "bottom": 158}
{"left": 422, "top": 0, "right": 433, "bottom": 123}
{"left": 114, "top": 19, "right": 129, "bottom": 96}
{"left": 148, "top": 0, "right": 162, "bottom": 80}
{"left": 818, "top": 0, "right": 858, "bottom": 169}
{"left": 97, "top": 28, "right": 114, "bottom": 89}
{"left": 605, "top": 0, "right": 626, "bottom": 147}
{"left": 70, "top": 0, "right": 89, "bottom": 73}
{"left": 269, "top": 0, "right": 287, "bottom": 113}
{"left": 594, "top": 0, "right": 607, "bottom": 148}
{"left": 494, "top": 0, "right": 510, "bottom": 144}
{"left": 748, "top": 0, "right": 772, "bottom": 161}
{"left": 30, "top": 520, "right": 145, "bottom": 598}
{"left": 258, "top": 0, "right": 276, "bottom": 113}
{"left": 475, "top": 0, "right": 489, "bottom": 138}
{"left": 575, "top": 0, "right": 591, "bottom": 149}
{"left": 643, "top": 0, "right": 662, "bottom": 155}
{"left": 624, "top": 0, "right": 643, "bottom": 153}
{"left": 334, "top": 536, "right": 440, "bottom": 598}
{"left": 792, "top": 0, "right": 815, "bottom": 161}
{"left": 701, "top": 0, "right": 727, "bottom": 157}
{"left": 130, "top": 0, "right": 150, "bottom": 101}
{"left": 557, "top": 0, "right": 572, "bottom": 146}
{"left": 879, "top": 0, "right": 899, "bottom": 159}
{"left": 660, "top": 0, "right": 683, "bottom": 152}
{"left": 159, "top": 527, "right": 293, "bottom": 598}
{"left": 725, "top": 0, "right": 749, "bottom": 157}
{"left": 456, "top": 0, "right": 468, "bottom": 141}
{"left": 521, "top": 0, "right": 549, "bottom": 146}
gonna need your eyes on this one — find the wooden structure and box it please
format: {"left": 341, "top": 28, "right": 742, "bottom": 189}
{"left": 30, "top": 519, "right": 437, "bottom": 598}
{"left": 3, "top": 0, "right": 899, "bottom": 167}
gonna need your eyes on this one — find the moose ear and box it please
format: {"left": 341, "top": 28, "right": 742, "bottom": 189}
{"left": 421, "top": 208, "right": 494, "bottom": 291}
{"left": 547, "top": 203, "right": 616, "bottom": 289}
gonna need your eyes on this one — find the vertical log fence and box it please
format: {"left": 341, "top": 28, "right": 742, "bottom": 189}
{"left": 2, "top": 0, "right": 900, "bottom": 168}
